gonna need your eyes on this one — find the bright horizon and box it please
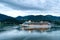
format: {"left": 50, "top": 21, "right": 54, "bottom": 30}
{"left": 0, "top": 0, "right": 60, "bottom": 17}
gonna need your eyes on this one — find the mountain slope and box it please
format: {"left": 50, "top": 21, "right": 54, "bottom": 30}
{"left": 0, "top": 14, "right": 20, "bottom": 24}
{"left": 16, "top": 15, "right": 60, "bottom": 25}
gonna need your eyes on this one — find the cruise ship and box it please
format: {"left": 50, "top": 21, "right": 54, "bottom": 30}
{"left": 21, "top": 20, "right": 52, "bottom": 31}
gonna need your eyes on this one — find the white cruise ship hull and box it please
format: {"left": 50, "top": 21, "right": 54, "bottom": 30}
{"left": 21, "top": 25, "right": 51, "bottom": 31}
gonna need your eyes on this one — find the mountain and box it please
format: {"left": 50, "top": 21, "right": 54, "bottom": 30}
{"left": 0, "top": 14, "right": 60, "bottom": 25}
{"left": 0, "top": 14, "right": 20, "bottom": 24}
{"left": 16, "top": 16, "right": 23, "bottom": 20}
{"left": 16, "top": 15, "right": 60, "bottom": 25}
{"left": 16, "top": 15, "right": 60, "bottom": 21}
{"left": 0, "top": 14, "right": 10, "bottom": 21}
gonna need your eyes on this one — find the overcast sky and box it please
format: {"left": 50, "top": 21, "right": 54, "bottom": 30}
{"left": 0, "top": 0, "right": 60, "bottom": 17}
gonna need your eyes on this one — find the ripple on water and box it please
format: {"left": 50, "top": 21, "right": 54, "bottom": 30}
{"left": 0, "top": 30, "right": 60, "bottom": 40}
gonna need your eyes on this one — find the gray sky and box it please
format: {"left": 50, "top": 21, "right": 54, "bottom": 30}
{"left": 0, "top": 0, "right": 60, "bottom": 17}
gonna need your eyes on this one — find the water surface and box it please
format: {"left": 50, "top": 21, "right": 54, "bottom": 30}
{"left": 0, "top": 26, "right": 60, "bottom": 40}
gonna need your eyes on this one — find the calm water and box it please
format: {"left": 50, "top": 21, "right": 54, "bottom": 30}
{"left": 0, "top": 26, "right": 60, "bottom": 40}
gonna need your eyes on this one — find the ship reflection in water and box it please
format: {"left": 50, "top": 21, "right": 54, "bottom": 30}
{"left": 0, "top": 29, "right": 60, "bottom": 40}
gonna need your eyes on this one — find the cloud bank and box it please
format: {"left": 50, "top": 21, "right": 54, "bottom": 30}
{"left": 0, "top": 0, "right": 60, "bottom": 11}
{"left": 0, "top": 0, "right": 60, "bottom": 17}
